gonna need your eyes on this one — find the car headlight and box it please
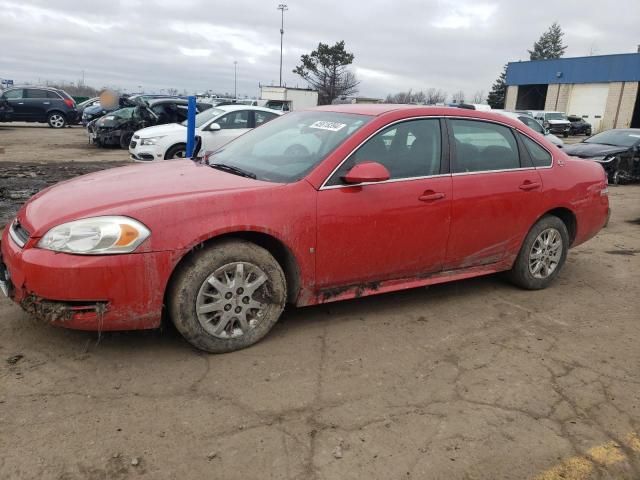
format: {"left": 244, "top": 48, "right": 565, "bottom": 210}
{"left": 38, "top": 216, "right": 150, "bottom": 255}
{"left": 140, "top": 136, "right": 165, "bottom": 145}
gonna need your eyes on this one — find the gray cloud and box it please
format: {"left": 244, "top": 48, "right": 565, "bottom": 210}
{"left": 0, "top": 0, "right": 638, "bottom": 99}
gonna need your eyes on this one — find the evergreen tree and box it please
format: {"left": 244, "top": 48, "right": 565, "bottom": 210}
{"left": 487, "top": 65, "right": 507, "bottom": 109}
{"left": 528, "top": 22, "right": 567, "bottom": 60}
{"left": 293, "top": 41, "right": 359, "bottom": 105}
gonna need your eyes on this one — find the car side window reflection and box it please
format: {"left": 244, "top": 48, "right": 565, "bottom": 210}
{"left": 451, "top": 119, "right": 520, "bottom": 173}
{"left": 217, "top": 110, "right": 249, "bottom": 129}
{"left": 3, "top": 89, "right": 23, "bottom": 99}
{"left": 328, "top": 118, "right": 441, "bottom": 185}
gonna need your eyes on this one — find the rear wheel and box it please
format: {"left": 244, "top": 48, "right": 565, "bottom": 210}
{"left": 165, "top": 143, "right": 187, "bottom": 160}
{"left": 509, "top": 215, "right": 569, "bottom": 290}
{"left": 47, "top": 112, "right": 66, "bottom": 128}
{"left": 168, "top": 239, "right": 287, "bottom": 353}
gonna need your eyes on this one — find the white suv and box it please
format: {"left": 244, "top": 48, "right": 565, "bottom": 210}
{"left": 129, "top": 105, "right": 282, "bottom": 162}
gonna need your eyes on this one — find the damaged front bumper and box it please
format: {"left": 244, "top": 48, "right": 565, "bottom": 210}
{"left": 1, "top": 227, "right": 177, "bottom": 331}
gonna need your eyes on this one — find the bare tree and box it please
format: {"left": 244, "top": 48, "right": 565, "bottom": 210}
{"left": 451, "top": 90, "right": 465, "bottom": 104}
{"left": 166, "top": 88, "right": 179, "bottom": 96}
{"left": 425, "top": 88, "right": 447, "bottom": 104}
{"left": 471, "top": 90, "right": 485, "bottom": 104}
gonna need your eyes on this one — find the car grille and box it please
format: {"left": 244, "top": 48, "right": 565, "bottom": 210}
{"left": 9, "top": 220, "right": 30, "bottom": 248}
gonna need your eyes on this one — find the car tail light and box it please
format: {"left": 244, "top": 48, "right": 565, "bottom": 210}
{"left": 64, "top": 98, "right": 75, "bottom": 108}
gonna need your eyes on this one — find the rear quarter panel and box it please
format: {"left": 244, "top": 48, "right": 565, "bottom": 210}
{"left": 537, "top": 154, "right": 609, "bottom": 247}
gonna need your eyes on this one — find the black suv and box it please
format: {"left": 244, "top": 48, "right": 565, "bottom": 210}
{"left": 0, "top": 86, "right": 78, "bottom": 128}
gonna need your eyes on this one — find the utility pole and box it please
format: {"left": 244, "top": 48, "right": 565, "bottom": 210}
{"left": 277, "top": 4, "right": 288, "bottom": 87}
{"left": 234, "top": 61, "right": 238, "bottom": 99}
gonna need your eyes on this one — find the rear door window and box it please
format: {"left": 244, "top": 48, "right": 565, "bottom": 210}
{"left": 520, "top": 134, "right": 552, "bottom": 167}
{"left": 25, "top": 89, "right": 49, "bottom": 99}
{"left": 450, "top": 119, "right": 520, "bottom": 173}
{"left": 46, "top": 90, "right": 62, "bottom": 99}
{"left": 254, "top": 111, "right": 279, "bottom": 126}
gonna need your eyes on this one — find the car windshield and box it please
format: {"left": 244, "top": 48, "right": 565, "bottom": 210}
{"left": 546, "top": 113, "right": 566, "bottom": 120}
{"left": 206, "top": 111, "right": 372, "bottom": 183}
{"left": 585, "top": 130, "right": 640, "bottom": 147}
{"left": 108, "top": 107, "right": 136, "bottom": 119}
{"left": 180, "top": 108, "right": 225, "bottom": 128}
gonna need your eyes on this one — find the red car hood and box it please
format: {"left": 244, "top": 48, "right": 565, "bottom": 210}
{"left": 18, "top": 160, "right": 272, "bottom": 236}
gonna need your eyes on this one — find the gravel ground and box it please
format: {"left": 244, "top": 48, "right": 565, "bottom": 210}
{"left": 1, "top": 125, "right": 639, "bottom": 480}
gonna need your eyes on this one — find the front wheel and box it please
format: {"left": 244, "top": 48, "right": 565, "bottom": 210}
{"left": 508, "top": 215, "right": 569, "bottom": 290}
{"left": 47, "top": 112, "right": 66, "bottom": 128}
{"left": 165, "top": 143, "right": 187, "bottom": 160}
{"left": 168, "top": 239, "right": 287, "bottom": 353}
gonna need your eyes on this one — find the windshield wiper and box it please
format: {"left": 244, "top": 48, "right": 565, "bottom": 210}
{"left": 209, "top": 163, "right": 256, "bottom": 179}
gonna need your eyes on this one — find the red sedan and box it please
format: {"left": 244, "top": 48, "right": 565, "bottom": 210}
{"left": 0, "top": 105, "right": 609, "bottom": 353}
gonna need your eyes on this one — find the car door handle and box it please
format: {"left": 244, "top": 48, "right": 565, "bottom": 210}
{"left": 43, "top": 102, "right": 50, "bottom": 105}
{"left": 17, "top": 102, "right": 24, "bottom": 105}
{"left": 519, "top": 181, "right": 541, "bottom": 191}
{"left": 418, "top": 191, "right": 446, "bottom": 202}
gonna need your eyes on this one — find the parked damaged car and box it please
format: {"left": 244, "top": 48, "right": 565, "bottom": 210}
{"left": 130, "top": 105, "right": 281, "bottom": 161}
{"left": 567, "top": 115, "right": 592, "bottom": 136}
{"left": 563, "top": 128, "right": 640, "bottom": 184}
{"left": 88, "top": 98, "right": 212, "bottom": 148}
{"left": 1, "top": 106, "right": 609, "bottom": 353}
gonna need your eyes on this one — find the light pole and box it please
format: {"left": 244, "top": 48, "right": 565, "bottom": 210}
{"left": 234, "top": 61, "right": 238, "bottom": 99}
{"left": 277, "top": 4, "right": 288, "bottom": 87}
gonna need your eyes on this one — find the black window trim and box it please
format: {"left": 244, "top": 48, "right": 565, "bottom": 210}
{"left": 320, "top": 116, "right": 448, "bottom": 190}
{"left": 444, "top": 116, "right": 554, "bottom": 175}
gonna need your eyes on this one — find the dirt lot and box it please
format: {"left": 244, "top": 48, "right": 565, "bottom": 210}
{"left": 1, "top": 126, "right": 639, "bottom": 480}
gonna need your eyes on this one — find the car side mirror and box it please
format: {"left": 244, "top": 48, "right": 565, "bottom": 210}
{"left": 208, "top": 123, "right": 221, "bottom": 131}
{"left": 342, "top": 161, "right": 390, "bottom": 184}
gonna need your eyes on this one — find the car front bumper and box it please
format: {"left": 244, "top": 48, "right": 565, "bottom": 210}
{"left": 548, "top": 125, "right": 570, "bottom": 135}
{"left": 0, "top": 227, "right": 181, "bottom": 331}
{"left": 129, "top": 142, "right": 163, "bottom": 162}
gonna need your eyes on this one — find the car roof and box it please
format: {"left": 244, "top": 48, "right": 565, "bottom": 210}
{"left": 312, "top": 104, "right": 531, "bottom": 126}
{"left": 215, "top": 104, "right": 282, "bottom": 114}
{"left": 5, "top": 85, "right": 62, "bottom": 92}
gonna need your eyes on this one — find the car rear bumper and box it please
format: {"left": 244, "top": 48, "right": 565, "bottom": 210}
{"left": 0, "top": 227, "right": 180, "bottom": 331}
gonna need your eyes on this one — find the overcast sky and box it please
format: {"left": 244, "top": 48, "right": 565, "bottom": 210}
{"left": 1, "top": 0, "right": 638, "bottom": 100}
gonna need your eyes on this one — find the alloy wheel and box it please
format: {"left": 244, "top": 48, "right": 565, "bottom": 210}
{"left": 49, "top": 114, "right": 65, "bottom": 128}
{"left": 528, "top": 228, "right": 563, "bottom": 279}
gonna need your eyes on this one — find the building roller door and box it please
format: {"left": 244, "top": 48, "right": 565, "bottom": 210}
{"left": 566, "top": 83, "right": 609, "bottom": 133}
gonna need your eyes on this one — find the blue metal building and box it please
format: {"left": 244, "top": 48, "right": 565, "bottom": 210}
{"left": 504, "top": 52, "right": 640, "bottom": 132}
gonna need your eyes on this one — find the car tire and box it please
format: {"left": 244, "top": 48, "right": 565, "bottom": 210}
{"left": 119, "top": 131, "right": 133, "bottom": 149}
{"left": 165, "top": 143, "right": 187, "bottom": 160}
{"left": 47, "top": 112, "right": 66, "bottom": 129}
{"left": 610, "top": 157, "right": 631, "bottom": 186}
{"left": 508, "top": 215, "right": 569, "bottom": 290}
{"left": 168, "top": 239, "right": 287, "bottom": 353}
{"left": 563, "top": 132, "right": 569, "bottom": 138}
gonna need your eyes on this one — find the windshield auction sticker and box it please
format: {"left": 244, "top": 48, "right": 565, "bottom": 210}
{"left": 309, "top": 121, "right": 347, "bottom": 132}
